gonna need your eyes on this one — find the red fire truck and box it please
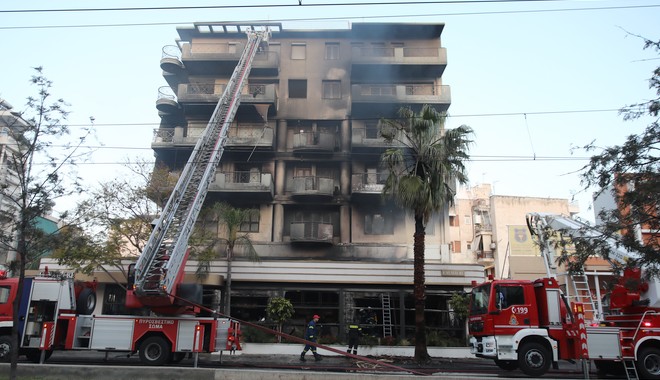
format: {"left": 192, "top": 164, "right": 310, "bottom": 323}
{"left": 469, "top": 213, "right": 660, "bottom": 379}
{"left": 0, "top": 269, "right": 239, "bottom": 365}
{"left": 0, "top": 25, "right": 271, "bottom": 366}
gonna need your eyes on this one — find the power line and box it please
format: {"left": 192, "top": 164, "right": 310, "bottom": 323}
{"left": 62, "top": 107, "right": 622, "bottom": 127}
{"left": 0, "top": 0, "right": 593, "bottom": 14}
{"left": 1, "top": 4, "right": 658, "bottom": 30}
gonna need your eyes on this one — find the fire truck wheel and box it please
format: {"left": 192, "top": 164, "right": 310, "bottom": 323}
{"left": 76, "top": 288, "right": 96, "bottom": 315}
{"left": 517, "top": 342, "right": 551, "bottom": 377}
{"left": 139, "top": 336, "right": 171, "bottom": 366}
{"left": 637, "top": 347, "right": 660, "bottom": 379}
{"left": 0, "top": 336, "right": 12, "bottom": 362}
{"left": 494, "top": 359, "right": 518, "bottom": 371}
{"left": 24, "top": 349, "right": 53, "bottom": 363}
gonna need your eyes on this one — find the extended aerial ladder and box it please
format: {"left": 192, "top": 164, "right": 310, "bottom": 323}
{"left": 526, "top": 212, "right": 660, "bottom": 322}
{"left": 131, "top": 27, "right": 271, "bottom": 308}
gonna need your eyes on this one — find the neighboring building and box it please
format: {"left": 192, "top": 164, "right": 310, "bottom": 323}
{"left": 451, "top": 184, "right": 581, "bottom": 280}
{"left": 0, "top": 99, "right": 29, "bottom": 266}
{"left": 594, "top": 175, "right": 659, "bottom": 248}
{"left": 146, "top": 22, "right": 483, "bottom": 343}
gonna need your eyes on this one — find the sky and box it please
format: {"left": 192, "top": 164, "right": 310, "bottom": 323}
{"left": 0, "top": 0, "right": 658, "bottom": 223}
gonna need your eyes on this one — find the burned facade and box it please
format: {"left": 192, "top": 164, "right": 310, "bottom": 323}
{"left": 152, "top": 22, "right": 483, "bottom": 344}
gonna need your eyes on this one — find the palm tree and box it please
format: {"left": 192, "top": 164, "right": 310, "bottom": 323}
{"left": 380, "top": 104, "right": 473, "bottom": 362}
{"left": 199, "top": 202, "right": 260, "bottom": 317}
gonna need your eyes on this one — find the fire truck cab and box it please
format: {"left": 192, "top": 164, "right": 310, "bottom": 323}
{"left": 469, "top": 276, "right": 584, "bottom": 377}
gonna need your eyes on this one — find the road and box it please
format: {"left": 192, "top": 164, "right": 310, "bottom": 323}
{"left": 3, "top": 350, "right": 625, "bottom": 379}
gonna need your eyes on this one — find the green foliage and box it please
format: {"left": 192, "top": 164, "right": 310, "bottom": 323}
{"left": 450, "top": 292, "right": 470, "bottom": 320}
{"left": 266, "top": 297, "right": 295, "bottom": 324}
{"left": 241, "top": 325, "right": 277, "bottom": 343}
{"left": 380, "top": 104, "right": 473, "bottom": 362}
{"left": 572, "top": 36, "right": 660, "bottom": 278}
{"left": 426, "top": 329, "right": 465, "bottom": 347}
{"left": 265, "top": 297, "right": 294, "bottom": 343}
{"left": 0, "top": 67, "right": 97, "bottom": 380}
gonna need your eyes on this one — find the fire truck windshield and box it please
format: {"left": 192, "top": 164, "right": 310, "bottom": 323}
{"left": 470, "top": 284, "right": 491, "bottom": 316}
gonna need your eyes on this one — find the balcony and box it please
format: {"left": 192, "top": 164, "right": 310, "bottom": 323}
{"left": 351, "top": 46, "right": 447, "bottom": 78}
{"left": 176, "top": 83, "right": 277, "bottom": 116}
{"left": 291, "top": 176, "right": 335, "bottom": 199}
{"left": 207, "top": 171, "right": 274, "bottom": 201}
{"left": 351, "top": 126, "right": 407, "bottom": 151}
{"left": 292, "top": 132, "right": 336, "bottom": 153}
{"left": 155, "top": 86, "right": 180, "bottom": 114}
{"left": 290, "top": 222, "right": 333, "bottom": 245}
{"left": 226, "top": 123, "right": 274, "bottom": 149}
{"left": 180, "top": 42, "right": 279, "bottom": 75}
{"left": 476, "top": 251, "right": 495, "bottom": 265}
{"left": 160, "top": 45, "right": 184, "bottom": 74}
{"left": 351, "top": 173, "right": 386, "bottom": 199}
{"left": 351, "top": 84, "right": 450, "bottom": 116}
{"left": 152, "top": 123, "right": 274, "bottom": 150}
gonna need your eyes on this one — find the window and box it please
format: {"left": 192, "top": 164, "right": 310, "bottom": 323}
{"left": 289, "top": 79, "right": 307, "bottom": 98}
{"left": 234, "top": 165, "right": 260, "bottom": 183}
{"left": 452, "top": 241, "right": 461, "bottom": 253}
{"left": 102, "top": 284, "right": 129, "bottom": 315}
{"left": 464, "top": 215, "right": 471, "bottom": 225}
{"left": 449, "top": 215, "right": 459, "bottom": 227}
{"left": 365, "top": 122, "right": 379, "bottom": 139}
{"left": 364, "top": 211, "right": 394, "bottom": 235}
{"left": 291, "top": 43, "right": 306, "bottom": 60}
{"left": 495, "top": 285, "right": 525, "bottom": 309}
{"left": 239, "top": 209, "right": 260, "bottom": 232}
{"left": 322, "top": 80, "right": 341, "bottom": 99}
{"left": 0, "top": 286, "right": 10, "bottom": 304}
{"left": 325, "top": 43, "right": 339, "bottom": 60}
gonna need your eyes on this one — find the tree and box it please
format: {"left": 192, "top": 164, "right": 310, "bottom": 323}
{"left": 567, "top": 37, "right": 659, "bottom": 277}
{"left": 266, "top": 296, "right": 295, "bottom": 343}
{"left": 0, "top": 68, "right": 94, "bottom": 379}
{"left": 200, "top": 202, "right": 260, "bottom": 316}
{"left": 380, "top": 104, "right": 473, "bottom": 362}
{"left": 54, "top": 159, "right": 174, "bottom": 288}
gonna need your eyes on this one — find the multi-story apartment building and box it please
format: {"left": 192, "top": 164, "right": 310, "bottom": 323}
{"left": 0, "top": 98, "right": 28, "bottom": 266}
{"left": 151, "top": 22, "right": 483, "bottom": 343}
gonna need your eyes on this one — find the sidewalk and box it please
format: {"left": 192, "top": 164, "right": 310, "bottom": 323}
{"left": 234, "top": 343, "right": 473, "bottom": 358}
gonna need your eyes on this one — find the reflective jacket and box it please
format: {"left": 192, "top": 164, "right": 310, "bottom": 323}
{"left": 305, "top": 320, "right": 319, "bottom": 341}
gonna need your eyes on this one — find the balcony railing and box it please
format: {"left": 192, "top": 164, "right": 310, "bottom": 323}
{"left": 476, "top": 251, "right": 495, "bottom": 261}
{"left": 290, "top": 222, "right": 333, "bottom": 243}
{"left": 351, "top": 127, "right": 407, "bottom": 148}
{"left": 180, "top": 42, "right": 280, "bottom": 72}
{"left": 351, "top": 173, "right": 386, "bottom": 193}
{"left": 352, "top": 47, "right": 447, "bottom": 65}
{"left": 155, "top": 86, "right": 179, "bottom": 113}
{"left": 292, "top": 131, "right": 336, "bottom": 152}
{"left": 152, "top": 123, "right": 275, "bottom": 148}
{"left": 291, "top": 176, "right": 335, "bottom": 197}
{"left": 351, "top": 84, "right": 451, "bottom": 106}
{"left": 160, "top": 45, "right": 184, "bottom": 73}
{"left": 181, "top": 41, "right": 243, "bottom": 60}
{"left": 226, "top": 124, "right": 274, "bottom": 147}
{"left": 209, "top": 171, "right": 274, "bottom": 194}
{"left": 176, "top": 83, "right": 277, "bottom": 104}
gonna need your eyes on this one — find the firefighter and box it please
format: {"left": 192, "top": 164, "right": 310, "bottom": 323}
{"left": 300, "top": 314, "right": 322, "bottom": 362}
{"left": 346, "top": 321, "right": 362, "bottom": 355}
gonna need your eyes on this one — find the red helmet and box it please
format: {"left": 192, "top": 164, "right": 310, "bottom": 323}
{"left": 313, "top": 314, "right": 320, "bottom": 319}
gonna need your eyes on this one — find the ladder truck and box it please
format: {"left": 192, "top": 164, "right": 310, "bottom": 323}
{"left": 0, "top": 27, "right": 270, "bottom": 366}
{"left": 468, "top": 212, "right": 660, "bottom": 379}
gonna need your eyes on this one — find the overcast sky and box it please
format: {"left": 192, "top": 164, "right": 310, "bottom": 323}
{"left": 1, "top": 0, "right": 658, "bottom": 222}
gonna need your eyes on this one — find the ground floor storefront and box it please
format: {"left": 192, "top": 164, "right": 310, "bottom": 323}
{"left": 229, "top": 283, "right": 467, "bottom": 346}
